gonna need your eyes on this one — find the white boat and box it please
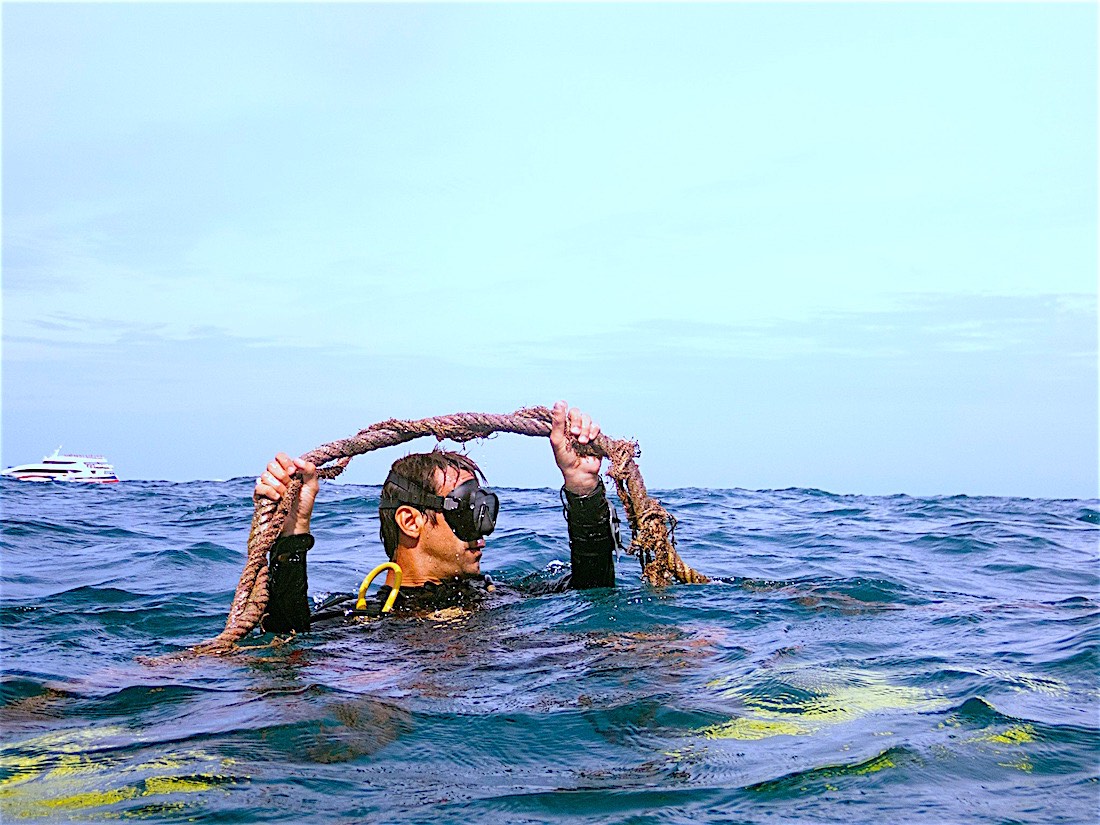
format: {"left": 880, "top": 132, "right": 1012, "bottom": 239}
{"left": 1, "top": 449, "right": 120, "bottom": 483}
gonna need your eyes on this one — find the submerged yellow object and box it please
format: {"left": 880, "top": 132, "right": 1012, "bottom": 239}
{"left": 700, "top": 666, "right": 949, "bottom": 741}
{"left": 356, "top": 562, "right": 402, "bottom": 612}
{"left": 0, "top": 726, "right": 238, "bottom": 818}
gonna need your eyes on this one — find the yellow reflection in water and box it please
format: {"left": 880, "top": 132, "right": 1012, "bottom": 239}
{"left": 0, "top": 726, "right": 240, "bottom": 820}
{"left": 701, "top": 666, "right": 948, "bottom": 740}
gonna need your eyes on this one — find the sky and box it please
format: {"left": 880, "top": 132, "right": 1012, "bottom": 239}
{"left": 2, "top": 2, "right": 1096, "bottom": 498}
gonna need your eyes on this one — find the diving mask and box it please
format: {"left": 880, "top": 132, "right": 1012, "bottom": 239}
{"left": 379, "top": 471, "right": 499, "bottom": 542}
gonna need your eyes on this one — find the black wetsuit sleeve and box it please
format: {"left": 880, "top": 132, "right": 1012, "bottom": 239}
{"left": 261, "top": 533, "right": 315, "bottom": 633}
{"left": 563, "top": 481, "right": 617, "bottom": 589}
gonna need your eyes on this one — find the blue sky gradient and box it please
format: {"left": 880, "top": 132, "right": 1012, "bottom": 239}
{"left": 3, "top": 3, "right": 1096, "bottom": 496}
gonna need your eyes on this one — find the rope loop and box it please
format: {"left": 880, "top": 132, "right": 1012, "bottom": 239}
{"left": 179, "top": 407, "right": 709, "bottom": 658}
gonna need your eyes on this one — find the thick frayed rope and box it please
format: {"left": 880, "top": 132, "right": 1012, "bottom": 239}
{"left": 185, "top": 407, "right": 708, "bottom": 657}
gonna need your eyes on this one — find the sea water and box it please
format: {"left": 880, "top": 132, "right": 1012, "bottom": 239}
{"left": 1, "top": 479, "right": 1097, "bottom": 823}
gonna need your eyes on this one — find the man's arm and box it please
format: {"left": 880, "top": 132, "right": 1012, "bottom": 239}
{"left": 262, "top": 533, "right": 314, "bottom": 632}
{"left": 254, "top": 453, "right": 319, "bottom": 632}
{"left": 550, "top": 401, "right": 616, "bottom": 589}
{"left": 562, "top": 480, "right": 617, "bottom": 589}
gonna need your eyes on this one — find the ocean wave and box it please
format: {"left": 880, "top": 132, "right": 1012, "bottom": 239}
{"left": 1, "top": 481, "right": 1096, "bottom": 823}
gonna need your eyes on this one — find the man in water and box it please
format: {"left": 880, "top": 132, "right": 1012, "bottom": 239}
{"left": 255, "top": 401, "right": 618, "bottom": 631}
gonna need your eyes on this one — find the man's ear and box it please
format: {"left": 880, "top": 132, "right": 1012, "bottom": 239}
{"left": 394, "top": 505, "right": 424, "bottom": 542}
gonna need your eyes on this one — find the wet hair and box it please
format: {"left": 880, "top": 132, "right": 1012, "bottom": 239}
{"left": 378, "top": 449, "right": 486, "bottom": 559}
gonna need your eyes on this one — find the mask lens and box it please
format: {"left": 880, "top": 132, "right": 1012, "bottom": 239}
{"left": 444, "top": 479, "right": 498, "bottom": 541}
{"left": 476, "top": 492, "right": 499, "bottom": 535}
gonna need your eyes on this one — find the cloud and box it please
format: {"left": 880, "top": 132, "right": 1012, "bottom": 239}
{"left": 489, "top": 292, "right": 1096, "bottom": 368}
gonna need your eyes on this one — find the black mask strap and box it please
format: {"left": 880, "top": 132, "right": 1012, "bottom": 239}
{"left": 378, "top": 471, "right": 446, "bottom": 512}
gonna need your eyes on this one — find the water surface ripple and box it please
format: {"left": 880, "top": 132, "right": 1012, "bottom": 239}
{"left": 1, "top": 480, "right": 1097, "bottom": 823}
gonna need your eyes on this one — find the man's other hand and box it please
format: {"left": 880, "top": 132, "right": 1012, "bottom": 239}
{"left": 254, "top": 453, "right": 318, "bottom": 536}
{"left": 550, "top": 401, "right": 603, "bottom": 496}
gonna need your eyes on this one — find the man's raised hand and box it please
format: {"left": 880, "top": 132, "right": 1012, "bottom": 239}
{"left": 550, "top": 400, "right": 603, "bottom": 496}
{"left": 254, "top": 453, "right": 318, "bottom": 536}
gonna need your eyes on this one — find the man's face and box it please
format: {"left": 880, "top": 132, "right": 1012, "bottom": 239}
{"left": 417, "top": 467, "right": 485, "bottom": 579}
